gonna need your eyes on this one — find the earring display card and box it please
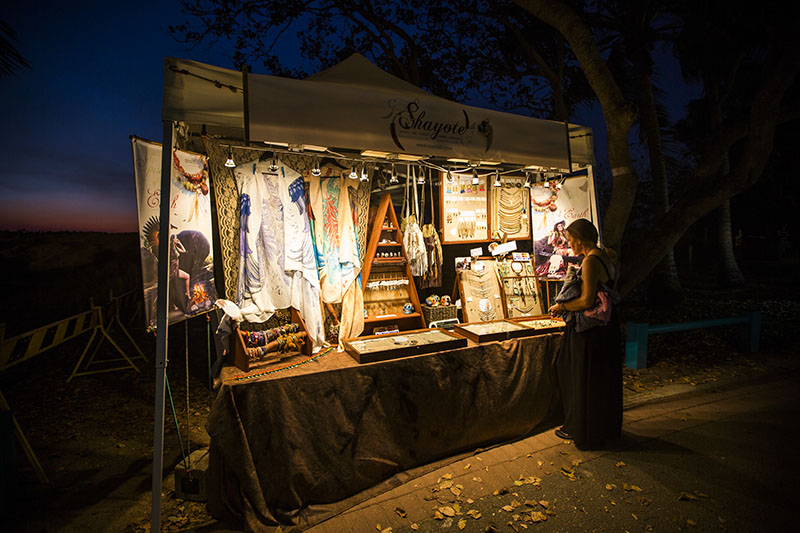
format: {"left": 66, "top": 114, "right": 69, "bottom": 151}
{"left": 440, "top": 171, "right": 490, "bottom": 244}
{"left": 490, "top": 174, "right": 530, "bottom": 240}
{"left": 458, "top": 260, "right": 504, "bottom": 323}
{"left": 496, "top": 257, "right": 545, "bottom": 318}
{"left": 343, "top": 328, "right": 467, "bottom": 363}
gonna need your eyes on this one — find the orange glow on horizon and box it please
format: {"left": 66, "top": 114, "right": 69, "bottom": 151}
{"left": 0, "top": 201, "right": 138, "bottom": 233}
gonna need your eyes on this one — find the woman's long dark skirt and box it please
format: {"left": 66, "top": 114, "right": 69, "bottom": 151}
{"left": 557, "top": 316, "right": 623, "bottom": 448}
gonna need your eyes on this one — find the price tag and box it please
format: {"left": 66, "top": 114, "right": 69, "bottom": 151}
{"left": 470, "top": 247, "right": 482, "bottom": 257}
{"left": 494, "top": 294, "right": 500, "bottom": 299}
{"left": 466, "top": 297, "right": 473, "bottom": 302}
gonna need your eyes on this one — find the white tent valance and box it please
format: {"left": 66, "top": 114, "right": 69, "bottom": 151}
{"left": 163, "top": 54, "right": 593, "bottom": 169}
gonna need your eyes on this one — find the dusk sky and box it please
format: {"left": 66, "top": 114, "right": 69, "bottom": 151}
{"left": 0, "top": 1, "right": 233, "bottom": 232}
{"left": 0, "top": 2, "right": 699, "bottom": 233}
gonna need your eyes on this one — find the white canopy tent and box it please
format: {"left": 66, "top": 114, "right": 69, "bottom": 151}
{"left": 162, "top": 53, "right": 593, "bottom": 169}
{"left": 151, "top": 53, "right": 594, "bottom": 530}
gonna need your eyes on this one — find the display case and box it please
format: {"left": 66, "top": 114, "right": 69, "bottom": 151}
{"left": 360, "top": 193, "right": 426, "bottom": 335}
{"left": 508, "top": 315, "right": 566, "bottom": 335}
{"left": 457, "top": 259, "right": 505, "bottom": 323}
{"left": 440, "top": 170, "right": 490, "bottom": 243}
{"left": 452, "top": 319, "right": 529, "bottom": 343}
{"left": 343, "top": 328, "right": 468, "bottom": 364}
{"left": 490, "top": 174, "right": 531, "bottom": 240}
{"left": 496, "top": 255, "right": 545, "bottom": 318}
{"left": 229, "top": 307, "right": 312, "bottom": 372}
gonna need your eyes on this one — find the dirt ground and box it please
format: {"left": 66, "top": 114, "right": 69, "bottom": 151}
{"left": 1, "top": 231, "right": 798, "bottom": 532}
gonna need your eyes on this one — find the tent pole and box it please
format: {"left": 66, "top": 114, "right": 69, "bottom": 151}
{"left": 151, "top": 120, "right": 174, "bottom": 532}
{"left": 563, "top": 119, "right": 573, "bottom": 173}
{"left": 242, "top": 64, "right": 250, "bottom": 145}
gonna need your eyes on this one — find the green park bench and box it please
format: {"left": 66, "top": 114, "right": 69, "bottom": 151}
{"left": 625, "top": 311, "right": 761, "bottom": 369}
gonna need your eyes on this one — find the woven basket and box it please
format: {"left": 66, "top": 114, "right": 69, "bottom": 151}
{"left": 421, "top": 304, "right": 458, "bottom": 326}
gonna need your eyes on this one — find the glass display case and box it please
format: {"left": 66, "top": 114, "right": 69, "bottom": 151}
{"left": 343, "top": 328, "right": 468, "bottom": 364}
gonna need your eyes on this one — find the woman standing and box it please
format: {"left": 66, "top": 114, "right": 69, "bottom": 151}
{"left": 548, "top": 219, "right": 622, "bottom": 449}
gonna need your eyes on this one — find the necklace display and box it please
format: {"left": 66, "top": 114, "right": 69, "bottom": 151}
{"left": 497, "top": 258, "right": 542, "bottom": 317}
{"left": 497, "top": 187, "right": 523, "bottom": 235}
{"left": 461, "top": 262, "right": 502, "bottom": 322}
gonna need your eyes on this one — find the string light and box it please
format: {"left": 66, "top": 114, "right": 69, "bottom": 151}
{"left": 349, "top": 162, "right": 358, "bottom": 179}
{"left": 524, "top": 171, "right": 532, "bottom": 188}
{"left": 311, "top": 156, "right": 321, "bottom": 177}
{"left": 493, "top": 169, "right": 502, "bottom": 187}
{"left": 360, "top": 162, "right": 369, "bottom": 182}
{"left": 269, "top": 152, "right": 278, "bottom": 172}
{"left": 472, "top": 168, "right": 479, "bottom": 185}
{"left": 447, "top": 169, "right": 455, "bottom": 183}
{"left": 224, "top": 147, "right": 235, "bottom": 168}
{"left": 389, "top": 163, "right": 398, "bottom": 184}
{"left": 417, "top": 165, "right": 426, "bottom": 185}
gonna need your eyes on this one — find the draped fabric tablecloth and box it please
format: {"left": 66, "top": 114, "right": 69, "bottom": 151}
{"left": 207, "top": 333, "right": 563, "bottom": 531}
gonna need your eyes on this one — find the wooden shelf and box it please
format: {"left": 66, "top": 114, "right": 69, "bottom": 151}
{"left": 364, "top": 312, "right": 421, "bottom": 323}
{"left": 361, "top": 193, "right": 425, "bottom": 335}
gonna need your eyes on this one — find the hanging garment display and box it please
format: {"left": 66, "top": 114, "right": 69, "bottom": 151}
{"left": 308, "top": 169, "right": 364, "bottom": 346}
{"left": 234, "top": 158, "right": 292, "bottom": 321}
{"left": 278, "top": 163, "right": 325, "bottom": 351}
{"left": 402, "top": 165, "right": 428, "bottom": 277}
{"left": 420, "top": 168, "right": 443, "bottom": 288}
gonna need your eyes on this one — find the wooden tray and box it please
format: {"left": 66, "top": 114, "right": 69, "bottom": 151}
{"left": 453, "top": 319, "right": 530, "bottom": 343}
{"left": 343, "top": 328, "right": 467, "bottom": 364}
{"left": 507, "top": 314, "right": 566, "bottom": 336}
{"left": 229, "top": 307, "right": 312, "bottom": 372}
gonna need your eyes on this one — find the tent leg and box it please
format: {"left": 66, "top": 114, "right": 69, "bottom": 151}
{"left": 152, "top": 120, "right": 174, "bottom": 532}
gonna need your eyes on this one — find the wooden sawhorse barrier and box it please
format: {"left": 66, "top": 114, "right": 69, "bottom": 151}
{"left": 625, "top": 310, "right": 761, "bottom": 369}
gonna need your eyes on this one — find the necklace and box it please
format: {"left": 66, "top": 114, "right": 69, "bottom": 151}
{"left": 173, "top": 151, "right": 209, "bottom": 194}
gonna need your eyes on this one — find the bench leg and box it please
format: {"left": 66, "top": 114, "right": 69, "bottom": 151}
{"left": 737, "top": 311, "right": 760, "bottom": 353}
{"left": 625, "top": 322, "right": 649, "bottom": 369}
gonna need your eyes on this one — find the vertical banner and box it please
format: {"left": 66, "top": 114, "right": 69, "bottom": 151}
{"left": 131, "top": 137, "right": 217, "bottom": 329}
{"left": 530, "top": 170, "right": 597, "bottom": 280}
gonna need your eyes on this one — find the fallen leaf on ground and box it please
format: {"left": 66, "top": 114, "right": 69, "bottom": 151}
{"left": 623, "top": 483, "right": 642, "bottom": 492}
{"left": 450, "top": 485, "right": 462, "bottom": 497}
{"left": 466, "top": 509, "right": 482, "bottom": 519}
{"left": 473, "top": 477, "right": 483, "bottom": 482}
{"left": 440, "top": 480, "right": 454, "bottom": 490}
{"left": 458, "top": 518, "right": 466, "bottom": 530}
{"left": 632, "top": 513, "right": 638, "bottom": 520}
{"left": 507, "top": 521, "right": 519, "bottom": 532}
{"left": 538, "top": 500, "right": 549, "bottom": 508}
{"left": 381, "top": 528, "right": 392, "bottom": 533}
{"left": 442, "top": 517, "right": 453, "bottom": 528}
{"left": 523, "top": 499, "right": 537, "bottom": 507}
{"left": 442, "top": 473, "right": 453, "bottom": 480}
{"left": 453, "top": 503, "right": 461, "bottom": 514}
{"left": 616, "top": 461, "right": 626, "bottom": 467}
{"left": 410, "top": 524, "right": 419, "bottom": 531}
{"left": 693, "top": 490, "right": 709, "bottom": 498}
{"left": 502, "top": 505, "right": 515, "bottom": 512}
{"left": 439, "top": 506, "right": 456, "bottom": 517}
{"left": 464, "top": 463, "right": 471, "bottom": 470}
{"left": 687, "top": 519, "right": 697, "bottom": 526}
{"left": 605, "top": 484, "right": 616, "bottom": 491}
{"left": 530, "top": 511, "right": 547, "bottom": 522}
{"left": 678, "top": 491, "right": 699, "bottom": 501}
{"left": 571, "top": 458, "right": 582, "bottom": 467}
{"left": 433, "top": 511, "right": 444, "bottom": 520}
{"left": 394, "top": 507, "right": 407, "bottom": 518}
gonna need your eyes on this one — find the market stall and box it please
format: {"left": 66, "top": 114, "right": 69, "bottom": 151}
{"left": 147, "top": 53, "right": 598, "bottom": 530}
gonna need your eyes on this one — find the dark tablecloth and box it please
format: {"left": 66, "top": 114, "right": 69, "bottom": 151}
{"left": 207, "top": 333, "right": 562, "bottom": 531}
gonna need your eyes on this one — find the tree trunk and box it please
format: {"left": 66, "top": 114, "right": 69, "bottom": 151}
{"left": 513, "top": 0, "right": 638, "bottom": 252}
{"left": 716, "top": 198, "right": 745, "bottom": 286}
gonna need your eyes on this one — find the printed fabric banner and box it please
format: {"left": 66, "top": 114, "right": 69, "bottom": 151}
{"left": 530, "top": 170, "right": 597, "bottom": 280}
{"left": 131, "top": 137, "right": 217, "bottom": 329}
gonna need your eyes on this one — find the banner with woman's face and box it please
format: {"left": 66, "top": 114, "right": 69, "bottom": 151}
{"left": 530, "top": 170, "right": 597, "bottom": 280}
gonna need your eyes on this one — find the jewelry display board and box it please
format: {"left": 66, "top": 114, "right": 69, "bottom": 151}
{"left": 343, "top": 328, "right": 468, "bottom": 364}
{"left": 452, "top": 319, "right": 528, "bottom": 343}
{"left": 490, "top": 174, "right": 531, "bottom": 240}
{"left": 440, "top": 171, "right": 490, "bottom": 244}
{"left": 458, "top": 260, "right": 505, "bottom": 323}
{"left": 508, "top": 315, "right": 566, "bottom": 336}
{"left": 496, "top": 256, "right": 545, "bottom": 318}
